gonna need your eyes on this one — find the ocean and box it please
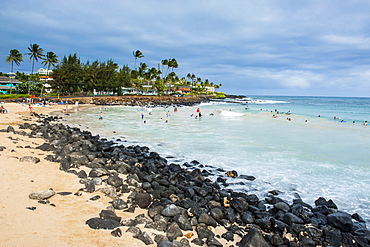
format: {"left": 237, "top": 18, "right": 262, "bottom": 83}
{"left": 65, "top": 95, "right": 370, "bottom": 223}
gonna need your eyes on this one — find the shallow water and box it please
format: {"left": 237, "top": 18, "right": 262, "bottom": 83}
{"left": 66, "top": 96, "right": 370, "bottom": 223}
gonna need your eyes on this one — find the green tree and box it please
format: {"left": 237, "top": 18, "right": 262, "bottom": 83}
{"left": 161, "top": 59, "right": 169, "bottom": 78}
{"left": 168, "top": 58, "right": 178, "bottom": 72}
{"left": 82, "top": 60, "right": 99, "bottom": 95}
{"left": 152, "top": 77, "right": 166, "bottom": 95}
{"left": 25, "top": 44, "right": 45, "bottom": 76}
{"left": 16, "top": 81, "right": 41, "bottom": 94}
{"left": 116, "top": 65, "right": 133, "bottom": 94}
{"left": 133, "top": 50, "right": 144, "bottom": 70}
{"left": 41, "top": 51, "right": 58, "bottom": 95}
{"left": 42, "top": 51, "right": 58, "bottom": 71}
{"left": 51, "top": 53, "right": 82, "bottom": 95}
{"left": 6, "top": 49, "right": 23, "bottom": 74}
{"left": 147, "top": 67, "right": 161, "bottom": 90}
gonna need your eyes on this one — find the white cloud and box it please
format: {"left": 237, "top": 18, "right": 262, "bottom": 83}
{"left": 2, "top": 0, "right": 370, "bottom": 96}
{"left": 320, "top": 35, "right": 370, "bottom": 49}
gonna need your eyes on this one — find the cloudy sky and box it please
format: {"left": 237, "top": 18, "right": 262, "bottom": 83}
{"left": 2, "top": 0, "right": 370, "bottom": 97}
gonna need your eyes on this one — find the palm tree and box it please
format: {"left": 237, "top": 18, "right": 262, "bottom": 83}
{"left": 6, "top": 49, "right": 24, "bottom": 74}
{"left": 41, "top": 51, "right": 58, "bottom": 95}
{"left": 161, "top": 59, "right": 169, "bottom": 77}
{"left": 26, "top": 44, "right": 45, "bottom": 76}
{"left": 42, "top": 51, "right": 58, "bottom": 71}
{"left": 133, "top": 50, "right": 144, "bottom": 69}
{"left": 168, "top": 58, "right": 178, "bottom": 72}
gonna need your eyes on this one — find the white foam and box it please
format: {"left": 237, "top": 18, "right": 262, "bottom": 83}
{"left": 220, "top": 111, "right": 244, "bottom": 117}
{"left": 250, "top": 99, "right": 290, "bottom": 104}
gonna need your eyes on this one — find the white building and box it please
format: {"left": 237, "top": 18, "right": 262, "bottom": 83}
{"left": 38, "top": 68, "right": 53, "bottom": 93}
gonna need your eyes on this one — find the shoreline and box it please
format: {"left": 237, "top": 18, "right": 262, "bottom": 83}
{"left": 2, "top": 95, "right": 214, "bottom": 107}
{"left": 0, "top": 102, "right": 369, "bottom": 246}
{"left": 0, "top": 103, "right": 151, "bottom": 246}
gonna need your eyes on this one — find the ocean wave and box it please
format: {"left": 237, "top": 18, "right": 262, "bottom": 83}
{"left": 220, "top": 110, "right": 244, "bottom": 117}
{"left": 250, "top": 99, "right": 290, "bottom": 104}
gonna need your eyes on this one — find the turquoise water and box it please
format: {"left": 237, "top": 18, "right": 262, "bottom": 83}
{"left": 66, "top": 96, "right": 370, "bottom": 222}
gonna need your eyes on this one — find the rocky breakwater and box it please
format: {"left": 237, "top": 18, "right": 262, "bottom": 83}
{"left": 2, "top": 95, "right": 211, "bottom": 107}
{"left": 7, "top": 113, "right": 370, "bottom": 246}
{"left": 97, "top": 95, "right": 210, "bottom": 106}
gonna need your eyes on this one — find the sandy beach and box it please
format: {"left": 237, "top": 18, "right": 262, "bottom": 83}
{"left": 0, "top": 103, "right": 149, "bottom": 246}
{"left": 0, "top": 102, "right": 238, "bottom": 247}
{"left": 2, "top": 100, "right": 366, "bottom": 247}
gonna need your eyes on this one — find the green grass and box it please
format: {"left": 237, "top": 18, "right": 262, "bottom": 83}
{"left": 0, "top": 94, "right": 30, "bottom": 99}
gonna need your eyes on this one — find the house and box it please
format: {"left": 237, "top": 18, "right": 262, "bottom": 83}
{"left": 178, "top": 87, "right": 192, "bottom": 94}
{"left": 0, "top": 76, "right": 21, "bottom": 94}
{"left": 38, "top": 68, "right": 53, "bottom": 94}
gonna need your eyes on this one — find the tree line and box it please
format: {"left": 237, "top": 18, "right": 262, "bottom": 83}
{"left": 4, "top": 44, "right": 222, "bottom": 96}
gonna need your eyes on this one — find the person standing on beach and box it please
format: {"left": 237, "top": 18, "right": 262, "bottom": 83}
{"left": 99, "top": 112, "right": 103, "bottom": 120}
{"left": 28, "top": 104, "right": 33, "bottom": 114}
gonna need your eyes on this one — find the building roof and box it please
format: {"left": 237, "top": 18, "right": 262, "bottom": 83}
{"left": 0, "top": 76, "right": 21, "bottom": 84}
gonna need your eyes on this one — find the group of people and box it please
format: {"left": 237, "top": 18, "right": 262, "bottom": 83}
{"left": 138, "top": 106, "right": 203, "bottom": 124}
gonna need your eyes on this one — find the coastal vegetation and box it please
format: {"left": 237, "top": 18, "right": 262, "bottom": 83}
{"left": 3, "top": 44, "right": 223, "bottom": 96}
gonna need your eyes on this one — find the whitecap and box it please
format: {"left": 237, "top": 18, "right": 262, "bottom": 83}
{"left": 220, "top": 111, "right": 244, "bottom": 117}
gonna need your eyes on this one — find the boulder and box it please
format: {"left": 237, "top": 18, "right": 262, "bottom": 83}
{"left": 88, "top": 168, "right": 110, "bottom": 177}
{"left": 283, "top": 212, "right": 304, "bottom": 225}
{"left": 111, "top": 228, "right": 122, "bottom": 237}
{"left": 126, "top": 226, "right": 142, "bottom": 237}
{"left": 196, "top": 223, "right": 215, "bottom": 240}
{"left": 323, "top": 226, "right": 342, "bottom": 247}
{"left": 315, "top": 197, "right": 338, "bottom": 209}
{"left": 198, "top": 213, "right": 218, "bottom": 227}
{"left": 166, "top": 222, "right": 183, "bottom": 241}
{"left": 327, "top": 212, "right": 354, "bottom": 232}
{"left": 86, "top": 217, "right": 121, "bottom": 230}
{"left": 226, "top": 170, "right": 238, "bottom": 178}
{"left": 6, "top": 125, "right": 15, "bottom": 133}
{"left": 112, "top": 198, "right": 128, "bottom": 210}
{"left": 231, "top": 197, "right": 249, "bottom": 213}
{"left": 239, "top": 174, "right": 256, "bottom": 181}
{"left": 36, "top": 143, "right": 55, "bottom": 151}
{"left": 107, "top": 175, "right": 123, "bottom": 188}
{"left": 210, "top": 208, "right": 224, "bottom": 221}
{"left": 161, "top": 204, "right": 182, "bottom": 217}
{"left": 238, "top": 228, "right": 269, "bottom": 247}
{"left": 135, "top": 231, "right": 154, "bottom": 245}
{"left": 85, "top": 181, "right": 95, "bottom": 193}
{"left": 174, "top": 215, "right": 192, "bottom": 231}
{"left": 99, "top": 210, "right": 121, "bottom": 222}
{"left": 274, "top": 201, "right": 290, "bottom": 213}
{"left": 20, "top": 156, "right": 40, "bottom": 163}
{"left": 29, "top": 189, "right": 55, "bottom": 200}
{"left": 77, "top": 170, "right": 87, "bottom": 178}
{"left": 135, "top": 193, "right": 152, "bottom": 209}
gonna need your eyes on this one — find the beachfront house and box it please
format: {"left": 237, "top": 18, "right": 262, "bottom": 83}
{"left": 178, "top": 87, "right": 192, "bottom": 94}
{"left": 0, "top": 75, "right": 21, "bottom": 94}
{"left": 204, "top": 86, "right": 215, "bottom": 93}
{"left": 38, "top": 68, "right": 53, "bottom": 94}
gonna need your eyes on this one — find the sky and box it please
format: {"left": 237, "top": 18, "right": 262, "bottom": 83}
{"left": 1, "top": 0, "right": 370, "bottom": 97}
